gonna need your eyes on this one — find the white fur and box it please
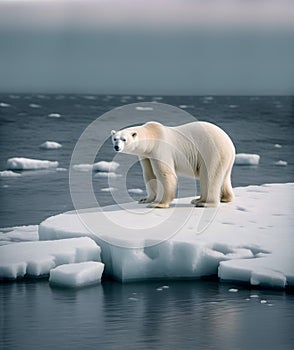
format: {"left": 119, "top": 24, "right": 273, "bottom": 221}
{"left": 111, "top": 121, "right": 235, "bottom": 208}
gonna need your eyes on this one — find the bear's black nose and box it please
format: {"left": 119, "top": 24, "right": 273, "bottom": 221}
{"left": 114, "top": 145, "right": 120, "bottom": 151}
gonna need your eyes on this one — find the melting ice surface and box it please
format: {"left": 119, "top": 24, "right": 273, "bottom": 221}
{"left": 0, "top": 183, "right": 293, "bottom": 289}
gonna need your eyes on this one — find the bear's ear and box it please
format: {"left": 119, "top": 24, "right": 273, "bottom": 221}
{"left": 111, "top": 130, "right": 116, "bottom": 136}
{"left": 132, "top": 132, "right": 137, "bottom": 138}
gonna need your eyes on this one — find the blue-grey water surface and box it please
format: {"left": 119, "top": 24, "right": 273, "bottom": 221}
{"left": 0, "top": 94, "right": 293, "bottom": 350}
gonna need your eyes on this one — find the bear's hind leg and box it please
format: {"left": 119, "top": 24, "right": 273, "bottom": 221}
{"left": 196, "top": 166, "right": 221, "bottom": 208}
{"left": 221, "top": 164, "right": 234, "bottom": 203}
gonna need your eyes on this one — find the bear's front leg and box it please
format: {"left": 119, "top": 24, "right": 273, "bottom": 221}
{"left": 138, "top": 158, "right": 157, "bottom": 204}
{"left": 147, "top": 159, "right": 177, "bottom": 209}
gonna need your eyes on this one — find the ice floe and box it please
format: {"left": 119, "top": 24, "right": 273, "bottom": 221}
{"left": 73, "top": 161, "right": 119, "bottom": 172}
{"left": 7, "top": 157, "right": 58, "bottom": 170}
{"left": 29, "top": 103, "right": 41, "bottom": 108}
{"left": 234, "top": 153, "right": 260, "bottom": 165}
{"left": 135, "top": 106, "right": 154, "bottom": 111}
{"left": 274, "top": 160, "right": 287, "bottom": 166}
{"left": 0, "top": 170, "right": 21, "bottom": 177}
{"left": 38, "top": 183, "right": 293, "bottom": 289}
{"left": 49, "top": 261, "right": 104, "bottom": 288}
{"left": 39, "top": 141, "right": 62, "bottom": 149}
{"left": 48, "top": 113, "right": 61, "bottom": 118}
{"left": 0, "top": 237, "right": 101, "bottom": 279}
{"left": 274, "top": 144, "right": 282, "bottom": 148}
{"left": 94, "top": 172, "right": 121, "bottom": 178}
{"left": 0, "top": 102, "right": 10, "bottom": 107}
{"left": 128, "top": 188, "right": 144, "bottom": 194}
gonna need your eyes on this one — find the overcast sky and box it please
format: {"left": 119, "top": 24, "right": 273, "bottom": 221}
{"left": 0, "top": 0, "right": 293, "bottom": 94}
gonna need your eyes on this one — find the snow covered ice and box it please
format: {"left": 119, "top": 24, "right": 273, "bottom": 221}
{"left": 234, "top": 153, "right": 260, "bottom": 165}
{"left": 7, "top": 157, "right": 59, "bottom": 170}
{"left": 48, "top": 113, "right": 61, "bottom": 118}
{"left": 49, "top": 262, "right": 104, "bottom": 288}
{"left": 38, "top": 183, "right": 294, "bottom": 289}
{"left": 0, "top": 237, "right": 101, "bottom": 279}
{"left": 39, "top": 141, "right": 62, "bottom": 149}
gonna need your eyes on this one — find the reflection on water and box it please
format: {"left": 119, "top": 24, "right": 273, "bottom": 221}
{"left": 1, "top": 279, "right": 293, "bottom": 350}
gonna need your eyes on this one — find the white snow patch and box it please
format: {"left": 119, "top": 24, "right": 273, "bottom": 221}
{"left": 0, "top": 170, "right": 21, "bottom": 177}
{"left": 38, "top": 183, "right": 294, "bottom": 288}
{"left": 128, "top": 188, "right": 144, "bottom": 194}
{"left": 49, "top": 261, "right": 104, "bottom": 288}
{"left": 274, "top": 160, "right": 287, "bottom": 166}
{"left": 48, "top": 113, "right": 61, "bottom": 118}
{"left": 135, "top": 106, "right": 154, "bottom": 111}
{"left": 7, "top": 157, "right": 58, "bottom": 170}
{"left": 0, "top": 237, "right": 101, "bottom": 279}
{"left": 39, "top": 141, "right": 62, "bottom": 149}
{"left": 234, "top": 153, "right": 260, "bottom": 165}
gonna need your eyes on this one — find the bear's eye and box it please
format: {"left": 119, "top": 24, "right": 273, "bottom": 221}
{"left": 121, "top": 138, "right": 126, "bottom": 142}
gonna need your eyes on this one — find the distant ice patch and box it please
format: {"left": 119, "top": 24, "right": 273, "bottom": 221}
{"left": 49, "top": 261, "right": 104, "bottom": 288}
{"left": 93, "top": 161, "right": 119, "bottom": 172}
{"left": 128, "top": 188, "right": 144, "bottom": 194}
{"left": 234, "top": 153, "right": 260, "bottom": 165}
{"left": 73, "top": 161, "right": 119, "bottom": 173}
{"left": 48, "top": 113, "right": 61, "bottom": 118}
{"left": 274, "top": 144, "right": 282, "bottom": 148}
{"left": 94, "top": 172, "right": 121, "bottom": 178}
{"left": 135, "top": 106, "right": 154, "bottom": 111}
{"left": 100, "top": 187, "right": 116, "bottom": 192}
{"left": 29, "top": 103, "right": 41, "bottom": 108}
{"left": 274, "top": 160, "right": 287, "bottom": 166}
{"left": 0, "top": 170, "right": 21, "bottom": 177}
{"left": 39, "top": 141, "right": 62, "bottom": 150}
{"left": 7, "top": 157, "right": 59, "bottom": 170}
{"left": 0, "top": 102, "right": 10, "bottom": 107}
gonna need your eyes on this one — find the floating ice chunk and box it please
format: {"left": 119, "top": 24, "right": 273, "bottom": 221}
{"left": 100, "top": 187, "right": 116, "bottom": 192}
{"left": 0, "top": 225, "right": 38, "bottom": 243}
{"left": 234, "top": 153, "right": 260, "bottom": 165}
{"left": 83, "top": 95, "right": 96, "bottom": 100}
{"left": 228, "top": 288, "right": 239, "bottom": 292}
{"left": 39, "top": 141, "right": 62, "bottom": 149}
{"left": 49, "top": 261, "right": 104, "bottom": 288}
{"left": 274, "top": 144, "right": 282, "bottom": 148}
{"left": 274, "top": 160, "right": 287, "bottom": 166}
{"left": 56, "top": 168, "right": 67, "bottom": 172}
{"left": 135, "top": 106, "right": 154, "bottom": 111}
{"left": 94, "top": 172, "right": 121, "bottom": 178}
{"left": 128, "top": 188, "right": 144, "bottom": 194}
{"left": 7, "top": 157, "right": 58, "bottom": 170}
{"left": 0, "top": 237, "right": 101, "bottom": 279}
{"left": 73, "top": 164, "right": 93, "bottom": 172}
{"left": 0, "top": 102, "right": 10, "bottom": 107}
{"left": 29, "top": 103, "right": 41, "bottom": 108}
{"left": 93, "top": 161, "right": 119, "bottom": 172}
{"left": 48, "top": 113, "right": 61, "bottom": 118}
{"left": 228, "top": 104, "right": 238, "bottom": 108}
{"left": 260, "top": 300, "right": 267, "bottom": 304}
{"left": 179, "top": 105, "right": 188, "bottom": 109}
{"left": 0, "top": 170, "right": 21, "bottom": 177}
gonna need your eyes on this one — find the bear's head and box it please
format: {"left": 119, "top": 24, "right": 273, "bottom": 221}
{"left": 111, "top": 128, "right": 138, "bottom": 154}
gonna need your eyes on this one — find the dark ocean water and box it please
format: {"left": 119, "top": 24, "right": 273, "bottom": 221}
{"left": 0, "top": 94, "right": 293, "bottom": 350}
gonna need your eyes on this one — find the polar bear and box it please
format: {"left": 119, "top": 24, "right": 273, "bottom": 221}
{"left": 111, "top": 121, "right": 235, "bottom": 208}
